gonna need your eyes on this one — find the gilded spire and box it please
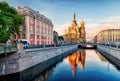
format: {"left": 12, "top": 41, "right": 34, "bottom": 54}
{"left": 73, "top": 12, "right": 76, "bottom": 21}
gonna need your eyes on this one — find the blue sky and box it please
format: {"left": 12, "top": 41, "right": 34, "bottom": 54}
{"left": 1, "top": 0, "right": 120, "bottom": 39}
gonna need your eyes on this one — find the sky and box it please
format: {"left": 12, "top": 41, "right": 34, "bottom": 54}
{"left": 1, "top": 0, "right": 120, "bottom": 40}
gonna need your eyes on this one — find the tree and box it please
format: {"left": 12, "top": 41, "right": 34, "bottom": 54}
{"left": 0, "top": 1, "right": 24, "bottom": 43}
{"left": 58, "top": 36, "right": 64, "bottom": 41}
{"left": 53, "top": 31, "right": 58, "bottom": 43}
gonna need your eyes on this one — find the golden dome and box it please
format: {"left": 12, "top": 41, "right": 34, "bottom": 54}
{"left": 80, "top": 20, "right": 84, "bottom": 27}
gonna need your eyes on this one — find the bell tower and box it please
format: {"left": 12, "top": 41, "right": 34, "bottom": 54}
{"left": 71, "top": 12, "right": 77, "bottom": 29}
{"left": 80, "top": 20, "right": 86, "bottom": 42}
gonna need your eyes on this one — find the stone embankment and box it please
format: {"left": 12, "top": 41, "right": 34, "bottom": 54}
{"left": 97, "top": 45, "right": 120, "bottom": 67}
{"left": 0, "top": 44, "right": 78, "bottom": 78}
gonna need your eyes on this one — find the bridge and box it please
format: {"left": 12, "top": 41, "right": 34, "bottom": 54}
{"left": 78, "top": 42, "right": 97, "bottom": 49}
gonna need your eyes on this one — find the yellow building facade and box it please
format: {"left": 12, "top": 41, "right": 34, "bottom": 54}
{"left": 64, "top": 13, "right": 86, "bottom": 43}
{"left": 94, "top": 29, "right": 120, "bottom": 43}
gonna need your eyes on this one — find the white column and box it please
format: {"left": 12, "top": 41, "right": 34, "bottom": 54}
{"left": 41, "top": 22, "right": 44, "bottom": 45}
{"left": 39, "top": 21, "right": 41, "bottom": 44}
{"left": 48, "top": 24, "right": 51, "bottom": 43}
{"left": 49, "top": 26, "right": 51, "bottom": 44}
{"left": 46, "top": 24, "right": 48, "bottom": 44}
{"left": 45, "top": 23, "right": 47, "bottom": 44}
{"left": 43, "top": 23, "right": 45, "bottom": 45}
{"left": 25, "top": 16, "right": 30, "bottom": 44}
{"left": 44, "top": 23, "right": 46, "bottom": 47}
{"left": 34, "top": 19, "right": 37, "bottom": 45}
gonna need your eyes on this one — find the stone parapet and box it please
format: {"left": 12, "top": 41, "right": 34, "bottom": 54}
{"left": 0, "top": 45, "right": 78, "bottom": 76}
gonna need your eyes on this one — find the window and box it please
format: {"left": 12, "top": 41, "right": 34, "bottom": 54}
{"left": 36, "top": 27, "right": 39, "bottom": 33}
{"left": 30, "top": 17, "right": 34, "bottom": 23}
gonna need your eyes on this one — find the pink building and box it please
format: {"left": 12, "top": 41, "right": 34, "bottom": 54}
{"left": 16, "top": 7, "right": 54, "bottom": 45}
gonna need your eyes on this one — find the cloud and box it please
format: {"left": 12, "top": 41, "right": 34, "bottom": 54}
{"left": 104, "top": 16, "right": 120, "bottom": 23}
{"left": 85, "top": 23, "right": 101, "bottom": 39}
{"left": 84, "top": 18, "right": 94, "bottom": 22}
{"left": 100, "top": 23, "right": 120, "bottom": 30}
{"left": 54, "top": 24, "right": 69, "bottom": 35}
{"left": 98, "top": 16, "right": 120, "bottom": 24}
{"left": 85, "top": 23, "right": 100, "bottom": 32}
{"left": 86, "top": 16, "right": 120, "bottom": 40}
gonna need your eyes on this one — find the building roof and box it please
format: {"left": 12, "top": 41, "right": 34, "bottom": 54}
{"left": 96, "top": 29, "right": 120, "bottom": 36}
{"left": 16, "top": 6, "right": 53, "bottom": 26}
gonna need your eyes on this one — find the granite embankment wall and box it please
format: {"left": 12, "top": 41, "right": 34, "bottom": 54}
{"left": 0, "top": 45, "right": 78, "bottom": 77}
{"left": 97, "top": 45, "right": 120, "bottom": 67}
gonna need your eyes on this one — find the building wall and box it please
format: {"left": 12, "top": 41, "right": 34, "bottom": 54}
{"left": 94, "top": 29, "right": 120, "bottom": 43}
{"left": 16, "top": 7, "right": 53, "bottom": 45}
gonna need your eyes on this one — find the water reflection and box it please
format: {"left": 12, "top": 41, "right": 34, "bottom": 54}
{"left": 33, "top": 67, "right": 53, "bottom": 81}
{"left": 35, "top": 49, "right": 120, "bottom": 81}
{"left": 95, "top": 50, "right": 120, "bottom": 70}
{"left": 67, "top": 49, "right": 86, "bottom": 76}
{"left": 95, "top": 51, "right": 107, "bottom": 62}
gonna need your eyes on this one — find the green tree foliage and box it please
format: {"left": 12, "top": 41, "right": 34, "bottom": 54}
{"left": 58, "top": 36, "right": 64, "bottom": 41}
{"left": 0, "top": 28, "right": 9, "bottom": 42}
{"left": 0, "top": 1, "right": 24, "bottom": 43}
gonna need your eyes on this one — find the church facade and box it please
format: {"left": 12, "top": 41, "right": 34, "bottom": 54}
{"left": 64, "top": 13, "right": 86, "bottom": 43}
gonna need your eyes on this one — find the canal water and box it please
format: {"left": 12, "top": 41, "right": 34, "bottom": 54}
{"left": 33, "top": 49, "right": 120, "bottom": 81}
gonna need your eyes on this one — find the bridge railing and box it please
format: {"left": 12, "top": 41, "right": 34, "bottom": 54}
{"left": 97, "top": 43, "right": 120, "bottom": 49}
{"left": 0, "top": 44, "right": 18, "bottom": 55}
{"left": 24, "top": 43, "right": 75, "bottom": 49}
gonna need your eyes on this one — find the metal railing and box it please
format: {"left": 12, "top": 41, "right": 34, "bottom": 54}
{"left": 0, "top": 44, "right": 18, "bottom": 55}
{"left": 24, "top": 43, "right": 74, "bottom": 49}
{"left": 97, "top": 43, "right": 120, "bottom": 49}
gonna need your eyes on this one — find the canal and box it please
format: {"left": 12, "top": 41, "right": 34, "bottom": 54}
{"left": 33, "top": 49, "right": 120, "bottom": 81}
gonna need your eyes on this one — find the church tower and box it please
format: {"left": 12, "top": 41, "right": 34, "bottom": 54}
{"left": 80, "top": 20, "right": 86, "bottom": 42}
{"left": 73, "top": 12, "right": 76, "bottom": 21}
{"left": 64, "top": 13, "right": 86, "bottom": 43}
{"left": 71, "top": 12, "right": 77, "bottom": 28}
